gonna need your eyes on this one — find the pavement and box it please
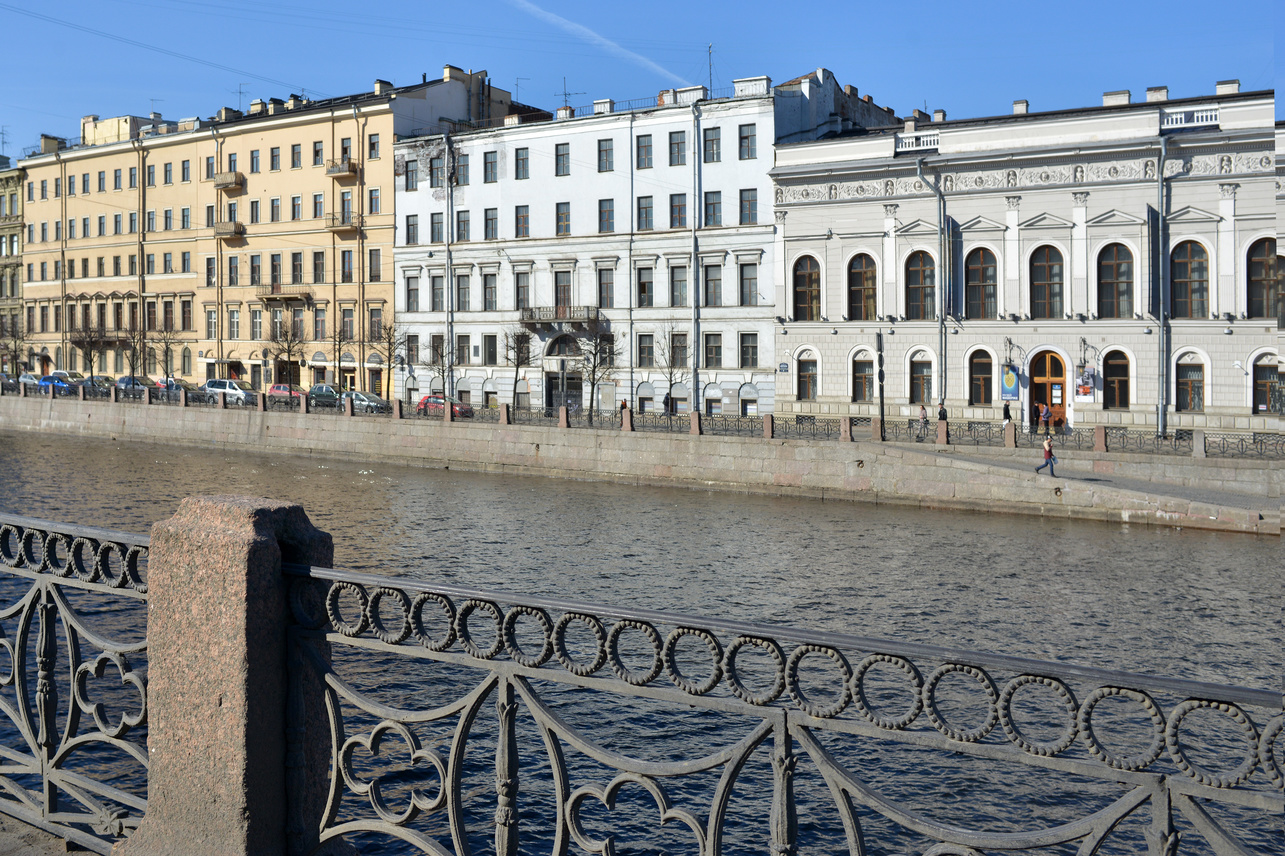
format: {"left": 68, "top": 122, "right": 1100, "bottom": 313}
{"left": 0, "top": 814, "right": 76, "bottom": 854}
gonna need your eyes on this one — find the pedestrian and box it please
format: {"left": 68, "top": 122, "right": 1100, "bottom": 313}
{"left": 938, "top": 401, "right": 949, "bottom": 443}
{"left": 663, "top": 393, "right": 671, "bottom": 415}
{"left": 918, "top": 404, "right": 929, "bottom": 437}
{"left": 1041, "top": 403, "right": 1052, "bottom": 436}
{"left": 1002, "top": 400, "right": 1011, "bottom": 427}
{"left": 1035, "top": 435, "right": 1057, "bottom": 477}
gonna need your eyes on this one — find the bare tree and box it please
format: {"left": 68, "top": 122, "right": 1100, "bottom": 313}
{"left": 149, "top": 322, "right": 187, "bottom": 382}
{"left": 369, "top": 320, "right": 410, "bottom": 400}
{"left": 68, "top": 321, "right": 112, "bottom": 382}
{"left": 572, "top": 324, "right": 621, "bottom": 426}
{"left": 269, "top": 311, "right": 309, "bottom": 386}
{"left": 416, "top": 329, "right": 452, "bottom": 401}
{"left": 125, "top": 322, "right": 148, "bottom": 380}
{"left": 655, "top": 321, "right": 691, "bottom": 415}
{"left": 0, "top": 315, "right": 26, "bottom": 376}
{"left": 327, "top": 318, "right": 355, "bottom": 389}
{"left": 503, "top": 326, "right": 532, "bottom": 408}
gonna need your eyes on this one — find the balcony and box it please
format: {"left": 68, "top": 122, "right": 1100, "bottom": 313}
{"left": 326, "top": 158, "right": 359, "bottom": 178}
{"left": 256, "top": 283, "right": 313, "bottom": 301}
{"left": 213, "top": 171, "right": 244, "bottom": 191}
{"left": 894, "top": 132, "right": 939, "bottom": 153}
{"left": 325, "top": 213, "right": 363, "bottom": 232}
{"left": 1161, "top": 107, "right": 1219, "bottom": 130}
{"left": 519, "top": 306, "right": 602, "bottom": 328}
{"left": 213, "top": 221, "right": 245, "bottom": 239}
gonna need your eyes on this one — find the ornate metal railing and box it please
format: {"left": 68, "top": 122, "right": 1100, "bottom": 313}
{"left": 777, "top": 415, "right": 842, "bottom": 440}
{"left": 954, "top": 421, "right": 1006, "bottom": 447}
{"left": 512, "top": 406, "right": 561, "bottom": 426}
{"left": 632, "top": 411, "right": 690, "bottom": 433}
{"left": 0, "top": 514, "right": 148, "bottom": 854}
{"left": 1104, "top": 428, "right": 1195, "bottom": 456}
{"left": 1205, "top": 431, "right": 1285, "bottom": 458}
{"left": 472, "top": 406, "right": 502, "bottom": 424}
{"left": 701, "top": 413, "right": 762, "bottom": 437}
{"left": 284, "top": 565, "right": 1282, "bottom": 855}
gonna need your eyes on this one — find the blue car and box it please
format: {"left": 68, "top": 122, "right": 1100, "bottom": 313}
{"left": 36, "top": 375, "right": 77, "bottom": 393}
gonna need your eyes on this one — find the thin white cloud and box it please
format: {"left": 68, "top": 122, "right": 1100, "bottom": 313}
{"left": 507, "top": 0, "right": 691, "bottom": 88}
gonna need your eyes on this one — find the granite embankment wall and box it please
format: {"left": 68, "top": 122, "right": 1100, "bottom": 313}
{"left": 0, "top": 395, "right": 1276, "bottom": 535}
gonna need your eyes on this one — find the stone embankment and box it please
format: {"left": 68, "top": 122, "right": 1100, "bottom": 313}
{"left": 0, "top": 395, "right": 1277, "bottom": 535}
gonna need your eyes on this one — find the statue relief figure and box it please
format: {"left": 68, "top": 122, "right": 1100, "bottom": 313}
{"left": 1144, "top": 160, "right": 1155, "bottom": 179}
{"left": 884, "top": 179, "right": 895, "bottom": 196}
{"left": 775, "top": 187, "right": 784, "bottom": 204}
{"left": 942, "top": 175, "right": 954, "bottom": 192}
{"left": 1218, "top": 155, "right": 1232, "bottom": 175}
{"left": 1073, "top": 165, "right": 1084, "bottom": 183}
{"left": 1006, "top": 170, "right": 1018, "bottom": 188}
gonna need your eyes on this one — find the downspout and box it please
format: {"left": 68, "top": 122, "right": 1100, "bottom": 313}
{"left": 210, "top": 125, "right": 223, "bottom": 373}
{"left": 55, "top": 150, "right": 67, "bottom": 367}
{"left": 1156, "top": 136, "right": 1168, "bottom": 435}
{"left": 691, "top": 101, "right": 700, "bottom": 411}
{"left": 627, "top": 111, "right": 635, "bottom": 408}
{"left": 917, "top": 157, "right": 947, "bottom": 406}
{"left": 444, "top": 132, "right": 455, "bottom": 398}
{"left": 353, "top": 104, "right": 367, "bottom": 392}
{"left": 133, "top": 138, "right": 147, "bottom": 374}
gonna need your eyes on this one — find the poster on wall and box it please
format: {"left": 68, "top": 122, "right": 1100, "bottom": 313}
{"left": 1052, "top": 383, "right": 1063, "bottom": 405}
{"left": 1000, "top": 364, "right": 1020, "bottom": 401}
{"left": 1074, "top": 366, "right": 1096, "bottom": 402}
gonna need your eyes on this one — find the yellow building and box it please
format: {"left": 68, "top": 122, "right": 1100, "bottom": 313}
{"left": 19, "top": 67, "right": 519, "bottom": 392}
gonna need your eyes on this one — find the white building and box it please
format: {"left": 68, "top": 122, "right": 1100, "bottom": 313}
{"left": 771, "top": 82, "right": 1280, "bottom": 433}
{"left": 392, "top": 70, "right": 893, "bottom": 414}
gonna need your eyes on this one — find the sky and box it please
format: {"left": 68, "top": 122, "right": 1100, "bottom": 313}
{"left": 0, "top": 0, "right": 1277, "bottom": 159}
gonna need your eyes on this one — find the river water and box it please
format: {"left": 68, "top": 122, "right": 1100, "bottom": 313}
{"left": 0, "top": 430, "right": 1279, "bottom": 854}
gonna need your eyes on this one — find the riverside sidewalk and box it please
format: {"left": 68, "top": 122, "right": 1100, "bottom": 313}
{"left": 0, "top": 814, "right": 76, "bottom": 854}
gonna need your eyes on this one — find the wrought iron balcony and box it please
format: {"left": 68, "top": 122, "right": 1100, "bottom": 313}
{"left": 212, "top": 171, "right": 244, "bottom": 190}
{"left": 325, "top": 213, "right": 363, "bottom": 232}
{"left": 325, "top": 158, "right": 359, "bottom": 177}
{"left": 255, "top": 283, "right": 313, "bottom": 301}
{"left": 519, "top": 306, "right": 602, "bottom": 326}
{"left": 213, "top": 221, "right": 245, "bottom": 239}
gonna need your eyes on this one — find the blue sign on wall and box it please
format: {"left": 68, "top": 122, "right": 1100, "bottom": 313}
{"left": 1001, "top": 364, "right": 1020, "bottom": 401}
{"left": 778, "top": 362, "right": 789, "bottom": 373}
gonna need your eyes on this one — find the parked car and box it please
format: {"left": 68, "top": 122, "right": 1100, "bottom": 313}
{"left": 306, "top": 384, "right": 342, "bottom": 409}
{"left": 37, "top": 375, "right": 77, "bottom": 393}
{"left": 268, "top": 383, "right": 306, "bottom": 398}
{"left": 52, "top": 370, "right": 86, "bottom": 383}
{"left": 116, "top": 376, "right": 154, "bottom": 389}
{"left": 18, "top": 372, "right": 40, "bottom": 386}
{"left": 156, "top": 378, "right": 197, "bottom": 391}
{"left": 340, "top": 391, "right": 392, "bottom": 413}
{"left": 416, "top": 394, "right": 474, "bottom": 418}
{"left": 84, "top": 375, "right": 115, "bottom": 390}
{"left": 196, "top": 378, "right": 256, "bottom": 405}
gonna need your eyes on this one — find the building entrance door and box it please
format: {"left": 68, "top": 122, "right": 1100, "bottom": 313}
{"left": 545, "top": 372, "right": 582, "bottom": 410}
{"left": 1029, "top": 350, "right": 1067, "bottom": 431}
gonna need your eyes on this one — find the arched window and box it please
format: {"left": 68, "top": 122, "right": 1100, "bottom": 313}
{"left": 1175, "top": 354, "right": 1204, "bottom": 412}
{"left": 792, "top": 257, "right": 820, "bottom": 321}
{"left": 1246, "top": 239, "right": 1276, "bottom": 319}
{"left": 909, "top": 354, "right": 932, "bottom": 404}
{"left": 964, "top": 249, "right": 997, "bottom": 319}
{"left": 146, "top": 348, "right": 157, "bottom": 375}
{"left": 54, "top": 346, "right": 62, "bottom": 371}
{"left": 181, "top": 347, "right": 192, "bottom": 376}
{"left": 847, "top": 254, "right": 877, "bottom": 321}
{"left": 1170, "top": 241, "right": 1208, "bottom": 319}
{"left": 1252, "top": 355, "right": 1277, "bottom": 414}
{"left": 968, "top": 352, "right": 992, "bottom": 405}
{"left": 851, "top": 355, "right": 874, "bottom": 402}
{"left": 796, "top": 353, "right": 817, "bottom": 401}
{"left": 548, "top": 335, "right": 579, "bottom": 356}
{"left": 1103, "top": 350, "right": 1129, "bottom": 410}
{"left": 1029, "top": 246, "right": 1063, "bottom": 319}
{"left": 905, "top": 251, "right": 935, "bottom": 320}
{"left": 1097, "top": 243, "right": 1133, "bottom": 319}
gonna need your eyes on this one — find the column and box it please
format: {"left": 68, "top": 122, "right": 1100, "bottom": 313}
{"left": 882, "top": 204, "right": 898, "bottom": 319}
{"left": 1071, "top": 192, "right": 1089, "bottom": 317}
{"left": 1216, "top": 184, "right": 1237, "bottom": 318}
{"left": 1003, "top": 197, "right": 1021, "bottom": 317}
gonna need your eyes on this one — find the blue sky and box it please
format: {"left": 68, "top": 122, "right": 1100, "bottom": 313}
{"left": 0, "top": 0, "right": 1276, "bottom": 158}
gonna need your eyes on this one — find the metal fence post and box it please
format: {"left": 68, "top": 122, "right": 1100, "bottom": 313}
{"left": 114, "top": 496, "right": 334, "bottom": 856}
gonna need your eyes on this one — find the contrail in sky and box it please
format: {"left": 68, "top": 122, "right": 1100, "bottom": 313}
{"left": 507, "top": 0, "right": 691, "bottom": 87}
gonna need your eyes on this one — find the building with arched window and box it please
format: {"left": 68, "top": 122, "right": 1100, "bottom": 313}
{"left": 770, "top": 81, "right": 1279, "bottom": 433}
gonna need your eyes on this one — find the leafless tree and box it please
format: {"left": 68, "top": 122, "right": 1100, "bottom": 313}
{"left": 269, "top": 310, "right": 309, "bottom": 386}
{"left": 68, "top": 321, "right": 112, "bottom": 382}
{"left": 0, "top": 315, "right": 26, "bottom": 376}
{"left": 572, "top": 324, "right": 621, "bottom": 426}
{"left": 125, "top": 322, "right": 148, "bottom": 380}
{"left": 369, "top": 320, "right": 410, "bottom": 400}
{"left": 503, "top": 326, "right": 532, "bottom": 408}
{"left": 416, "top": 329, "right": 452, "bottom": 401}
{"left": 149, "top": 322, "right": 187, "bottom": 381}
{"left": 327, "top": 318, "right": 355, "bottom": 389}
{"left": 655, "top": 321, "right": 691, "bottom": 415}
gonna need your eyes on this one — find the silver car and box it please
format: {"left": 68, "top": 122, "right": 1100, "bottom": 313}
{"left": 196, "top": 378, "right": 257, "bottom": 405}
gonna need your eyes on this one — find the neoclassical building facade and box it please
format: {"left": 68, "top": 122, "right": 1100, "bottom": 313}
{"left": 770, "top": 82, "right": 1279, "bottom": 433}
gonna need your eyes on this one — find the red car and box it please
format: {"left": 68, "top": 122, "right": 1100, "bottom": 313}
{"left": 267, "top": 383, "right": 306, "bottom": 398}
{"left": 416, "top": 394, "right": 473, "bottom": 418}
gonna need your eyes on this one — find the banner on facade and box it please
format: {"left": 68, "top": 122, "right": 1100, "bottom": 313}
{"left": 1000, "top": 363, "right": 1020, "bottom": 401}
{"left": 1074, "top": 366, "right": 1096, "bottom": 402}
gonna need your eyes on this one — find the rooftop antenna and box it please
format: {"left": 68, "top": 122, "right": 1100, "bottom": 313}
{"left": 708, "top": 44, "right": 713, "bottom": 92}
{"left": 149, "top": 98, "right": 164, "bottom": 116}
{"left": 514, "top": 77, "right": 529, "bottom": 103}
{"left": 0, "top": 126, "right": 8, "bottom": 157}
{"left": 229, "top": 83, "right": 250, "bottom": 111}
{"left": 554, "top": 77, "right": 584, "bottom": 109}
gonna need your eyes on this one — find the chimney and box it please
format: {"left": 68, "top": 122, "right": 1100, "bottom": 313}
{"left": 267, "top": 98, "right": 285, "bottom": 114}
{"left": 215, "top": 107, "right": 242, "bottom": 122}
{"left": 149, "top": 111, "right": 162, "bottom": 122}
{"left": 556, "top": 106, "right": 574, "bottom": 120}
{"left": 657, "top": 88, "right": 676, "bottom": 106}
{"left": 286, "top": 94, "right": 302, "bottom": 109}
{"left": 932, "top": 109, "right": 946, "bottom": 122}
{"left": 912, "top": 108, "right": 928, "bottom": 121}
{"left": 373, "top": 79, "right": 392, "bottom": 96}
{"left": 249, "top": 99, "right": 266, "bottom": 115}
{"left": 903, "top": 117, "right": 916, "bottom": 133}
{"left": 1012, "top": 99, "right": 1029, "bottom": 114}
{"left": 1145, "top": 86, "right": 1168, "bottom": 102}
{"left": 40, "top": 134, "right": 65, "bottom": 154}
{"left": 1102, "top": 90, "right": 1131, "bottom": 106}
{"left": 593, "top": 99, "right": 614, "bottom": 115}
{"left": 1215, "top": 79, "right": 1240, "bottom": 95}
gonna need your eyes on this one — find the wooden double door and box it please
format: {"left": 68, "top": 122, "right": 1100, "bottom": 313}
{"left": 1029, "top": 351, "right": 1066, "bottom": 430}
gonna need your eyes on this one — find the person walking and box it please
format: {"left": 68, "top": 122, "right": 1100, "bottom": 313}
{"left": 1035, "top": 435, "right": 1057, "bottom": 477}
{"left": 1002, "top": 400, "right": 1012, "bottom": 426}
{"left": 918, "top": 404, "right": 929, "bottom": 437}
{"left": 1040, "top": 403, "right": 1052, "bottom": 436}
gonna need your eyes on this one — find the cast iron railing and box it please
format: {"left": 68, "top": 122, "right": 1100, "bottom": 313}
{"left": 1205, "top": 431, "right": 1285, "bottom": 458}
{"left": 0, "top": 515, "right": 149, "bottom": 854}
{"left": 284, "top": 564, "right": 1282, "bottom": 855}
{"left": 632, "top": 411, "right": 691, "bottom": 433}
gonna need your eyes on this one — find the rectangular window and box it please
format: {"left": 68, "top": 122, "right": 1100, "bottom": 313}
{"left": 704, "top": 191, "right": 722, "bottom": 227}
{"left": 456, "top": 210, "right": 470, "bottom": 242}
{"left": 555, "top": 143, "right": 570, "bottom": 176}
{"left": 739, "top": 189, "right": 757, "bottom": 225}
{"left": 637, "top": 196, "right": 653, "bottom": 231}
{"left": 250, "top": 254, "right": 262, "bottom": 286}
{"left": 484, "top": 273, "right": 497, "bottom": 311}
{"left": 115, "top": 168, "right": 124, "bottom": 190}
{"left": 368, "top": 187, "right": 380, "bottom": 214}
{"left": 431, "top": 276, "right": 444, "bottom": 312}
{"left": 667, "top": 130, "right": 686, "bottom": 166}
{"left": 404, "top": 276, "right": 419, "bottom": 312}
{"left": 704, "top": 265, "right": 722, "bottom": 307}
{"left": 270, "top": 147, "right": 280, "bottom": 170}
{"left": 250, "top": 150, "right": 260, "bottom": 173}
{"left": 1176, "top": 364, "right": 1204, "bottom": 412}
{"left": 164, "top": 209, "right": 173, "bottom": 230}
{"left": 128, "top": 167, "right": 137, "bottom": 188}
{"left": 340, "top": 138, "right": 352, "bottom": 160}
{"left": 429, "top": 334, "right": 445, "bottom": 364}
{"left": 670, "top": 194, "right": 686, "bottom": 228}
{"left": 598, "top": 269, "right": 614, "bottom": 308}
{"left": 592, "top": 139, "right": 612, "bottom": 172}
{"left": 671, "top": 266, "right": 688, "bottom": 307}
{"left": 181, "top": 207, "right": 191, "bottom": 229}
{"left": 484, "top": 208, "right": 497, "bottom": 240}
{"left": 405, "top": 214, "right": 419, "bottom": 245}
{"left": 181, "top": 300, "right": 192, "bottom": 330}
{"left": 703, "top": 127, "right": 721, "bottom": 163}
{"left": 483, "top": 151, "right": 497, "bottom": 183}
{"left": 270, "top": 198, "right": 281, "bottom": 222}
{"left": 405, "top": 159, "right": 418, "bottom": 190}
{"left": 556, "top": 202, "right": 570, "bottom": 236}
{"left": 270, "top": 253, "right": 281, "bottom": 285}
{"left": 181, "top": 160, "right": 190, "bottom": 182}
{"left": 314, "top": 309, "right": 327, "bottom": 341}
{"left": 253, "top": 309, "right": 264, "bottom": 341}
{"left": 98, "top": 215, "right": 106, "bottom": 236}
{"left": 637, "top": 267, "right": 653, "bottom": 307}
{"left": 227, "top": 153, "right": 237, "bottom": 172}
{"left": 456, "top": 275, "right": 470, "bottom": 312}
{"left": 739, "top": 264, "right": 758, "bottom": 306}
{"left": 431, "top": 213, "right": 444, "bottom": 243}
{"left": 163, "top": 252, "right": 173, "bottom": 274}
{"left": 206, "top": 310, "right": 217, "bottom": 340}
{"left": 228, "top": 309, "right": 240, "bottom": 339}
{"left": 292, "top": 196, "right": 302, "bottom": 220}
{"left": 181, "top": 252, "right": 191, "bottom": 273}
{"left": 339, "top": 309, "right": 351, "bottom": 340}
{"left": 203, "top": 257, "right": 212, "bottom": 285}
{"left": 368, "top": 134, "right": 380, "bottom": 159}
{"left": 704, "top": 333, "right": 722, "bottom": 368}
{"left": 515, "top": 206, "right": 529, "bottom": 238}
{"left": 455, "top": 154, "right": 469, "bottom": 186}
{"left": 250, "top": 200, "right": 260, "bottom": 224}
{"left": 146, "top": 165, "right": 155, "bottom": 186}
{"left": 515, "top": 148, "right": 529, "bottom": 180}
{"left": 636, "top": 134, "right": 653, "bottom": 169}
{"left": 98, "top": 171, "right": 107, "bottom": 192}
{"left": 456, "top": 335, "right": 470, "bottom": 366}
{"left": 739, "top": 124, "right": 757, "bottom": 159}
{"left": 555, "top": 271, "right": 571, "bottom": 307}
{"left": 740, "top": 333, "right": 758, "bottom": 369}
{"left": 292, "top": 252, "right": 304, "bottom": 284}
{"left": 291, "top": 144, "right": 302, "bottom": 169}
{"left": 341, "top": 250, "right": 353, "bottom": 283}
{"left": 368, "top": 307, "right": 382, "bottom": 339}
{"left": 312, "top": 193, "right": 323, "bottom": 219}
{"left": 483, "top": 334, "right": 497, "bottom": 366}
{"left": 228, "top": 256, "right": 238, "bottom": 286}
{"left": 312, "top": 251, "right": 326, "bottom": 283}
{"left": 637, "top": 334, "right": 655, "bottom": 367}
{"left": 598, "top": 199, "right": 614, "bottom": 233}
{"left": 368, "top": 249, "right": 381, "bottom": 282}
{"left": 129, "top": 212, "right": 138, "bottom": 233}
{"left": 515, "top": 272, "right": 530, "bottom": 309}
{"left": 671, "top": 334, "right": 688, "bottom": 371}
{"left": 114, "top": 214, "right": 122, "bottom": 235}
{"left": 910, "top": 360, "right": 933, "bottom": 405}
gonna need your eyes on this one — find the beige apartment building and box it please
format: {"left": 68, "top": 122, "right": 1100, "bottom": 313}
{"left": 18, "top": 67, "right": 520, "bottom": 392}
{"left": 0, "top": 156, "right": 22, "bottom": 374}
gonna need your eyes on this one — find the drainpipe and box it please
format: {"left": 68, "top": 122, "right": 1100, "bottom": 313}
{"left": 210, "top": 125, "right": 223, "bottom": 373}
{"left": 134, "top": 138, "right": 147, "bottom": 374}
{"left": 352, "top": 104, "right": 368, "bottom": 392}
{"left": 55, "top": 150, "right": 67, "bottom": 367}
{"left": 627, "top": 111, "right": 635, "bottom": 408}
{"left": 444, "top": 132, "right": 455, "bottom": 398}
{"left": 917, "top": 157, "right": 947, "bottom": 406}
{"left": 1156, "top": 136, "right": 1168, "bottom": 436}
{"left": 691, "top": 102, "right": 701, "bottom": 411}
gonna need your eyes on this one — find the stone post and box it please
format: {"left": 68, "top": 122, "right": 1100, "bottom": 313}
{"left": 78, "top": 385, "right": 86, "bottom": 401}
{"left": 19, "top": 382, "right": 26, "bottom": 398}
{"left": 839, "top": 417, "right": 852, "bottom": 442}
{"left": 47, "top": 383, "right": 55, "bottom": 400}
{"left": 114, "top": 496, "right": 334, "bottom": 856}
{"left": 621, "top": 405, "right": 633, "bottom": 432}
{"left": 181, "top": 390, "right": 189, "bottom": 408}
{"left": 936, "top": 419, "right": 949, "bottom": 445}
{"left": 257, "top": 392, "right": 266, "bottom": 412}
{"left": 1004, "top": 422, "right": 1017, "bottom": 448}
{"left": 1093, "top": 426, "right": 1107, "bottom": 453}
{"left": 443, "top": 399, "right": 454, "bottom": 422}
{"left": 343, "top": 396, "right": 354, "bottom": 417}
{"left": 500, "top": 403, "right": 511, "bottom": 425}
{"left": 1192, "top": 429, "right": 1206, "bottom": 459}
{"left": 299, "top": 393, "right": 307, "bottom": 415}
{"left": 111, "top": 386, "right": 119, "bottom": 403}
{"left": 763, "top": 414, "right": 774, "bottom": 439}
{"left": 870, "top": 416, "right": 883, "bottom": 442}
{"left": 689, "top": 411, "right": 702, "bottom": 435}
{"left": 558, "top": 406, "right": 568, "bottom": 428}
{"left": 392, "top": 399, "right": 403, "bottom": 419}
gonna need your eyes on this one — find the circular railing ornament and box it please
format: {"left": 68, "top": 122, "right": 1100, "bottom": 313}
{"left": 785, "top": 644, "right": 852, "bottom": 718}
{"left": 1165, "top": 699, "right": 1259, "bottom": 788}
{"left": 454, "top": 599, "right": 505, "bottom": 660}
{"left": 923, "top": 663, "right": 999, "bottom": 743}
{"left": 852, "top": 653, "right": 924, "bottom": 730}
{"left": 325, "top": 580, "right": 370, "bottom": 638}
{"left": 723, "top": 635, "right": 786, "bottom": 706}
{"left": 365, "top": 586, "right": 413, "bottom": 645}
{"left": 607, "top": 619, "right": 663, "bottom": 686}
{"left": 553, "top": 612, "right": 607, "bottom": 676}
{"left": 410, "top": 592, "right": 456, "bottom": 652}
{"left": 662, "top": 627, "right": 723, "bottom": 696}
{"left": 502, "top": 605, "right": 554, "bottom": 667}
{"left": 1078, "top": 686, "right": 1165, "bottom": 771}
{"left": 998, "top": 674, "right": 1079, "bottom": 757}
